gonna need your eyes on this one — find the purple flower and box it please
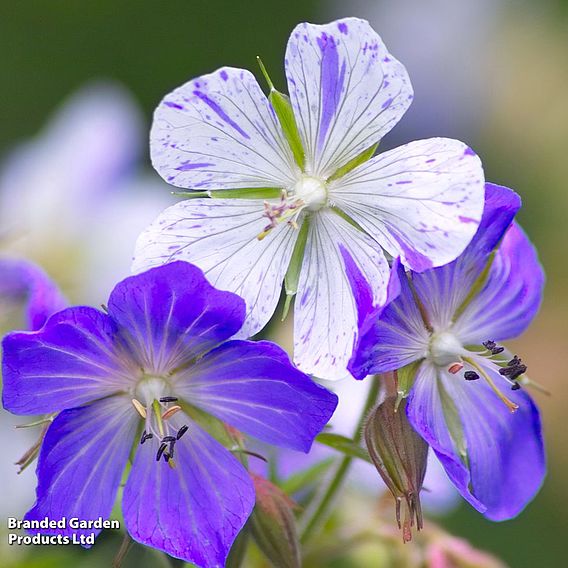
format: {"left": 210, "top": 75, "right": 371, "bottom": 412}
{"left": 0, "top": 257, "right": 67, "bottom": 330}
{"left": 2, "top": 261, "right": 337, "bottom": 566}
{"left": 133, "top": 17, "right": 485, "bottom": 380}
{"left": 347, "top": 183, "right": 546, "bottom": 520}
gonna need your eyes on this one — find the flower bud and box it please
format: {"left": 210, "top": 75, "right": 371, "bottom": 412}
{"left": 250, "top": 474, "right": 301, "bottom": 568}
{"left": 364, "top": 380, "right": 428, "bottom": 543}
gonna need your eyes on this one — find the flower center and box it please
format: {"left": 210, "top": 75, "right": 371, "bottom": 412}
{"left": 428, "top": 332, "right": 464, "bottom": 367}
{"left": 293, "top": 175, "right": 327, "bottom": 211}
{"left": 135, "top": 376, "right": 170, "bottom": 405}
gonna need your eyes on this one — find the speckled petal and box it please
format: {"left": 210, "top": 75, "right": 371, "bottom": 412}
{"left": 294, "top": 209, "right": 389, "bottom": 380}
{"left": 331, "top": 138, "right": 485, "bottom": 271}
{"left": 132, "top": 199, "right": 298, "bottom": 339}
{"left": 151, "top": 67, "right": 298, "bottom": 190}
{"left": 285, "top": 18, "right": 412, "bottom": 178}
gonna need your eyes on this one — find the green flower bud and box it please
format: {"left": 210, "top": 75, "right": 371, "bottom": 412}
{"left": 250, "top": 474, "right": 301, "bottom": 568}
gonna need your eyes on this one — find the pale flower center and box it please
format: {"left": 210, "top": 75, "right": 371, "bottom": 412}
{"left": 293, "top": 175, "right": 327, "bottom": 211}
{"left": 428, "top": 332, "right": 464, "bottom": 367}
{"left": 135, "top": 376, "right": 170, "bottom": 405}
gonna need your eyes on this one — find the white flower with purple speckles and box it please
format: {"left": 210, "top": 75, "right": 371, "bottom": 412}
{"left": 133, "top": 17, "right": 485, "bottom": 380}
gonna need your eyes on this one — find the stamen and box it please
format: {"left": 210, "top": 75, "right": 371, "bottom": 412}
{"left": 176, "top": 425, "right": 189, "bottom": 440}
{"left": 140, "top": 430, "right": 154, "bottom": 445}
{"left": 448, "top": 362, "right": 464, "bottom": 374}
{"left": 152, "top": 400, "right": 165, "bottom": 437}
{"left": 511, "top": 383, "right": 521, "bottom": 391}
{"left": 159, "top": 396, "right": 178, "bottom": 403}
{"left": 156, "top": 443, "right": 168, "bottom": 461}
{"left": 131, "top": 398, "right": 147, "bottom": 419}
{"left": 463, "top": 358, "right": 519, "bottom": 413}
{"left": 498, "top": 356, "right": 527, "bottom": 381}
{"left": 162, "top": 405, "right": 182, "bottom": 420}
{"left": 257, "top": 191, "right": 305, "bottom": 240}
{"left": 161, "top": 435, "right": 176, "bottom": 442}
{"left": 464, "top": 371, "right": 480, "bottom": 381}
{"left": 482, "top": 340, "right": 504, "bottom": 355}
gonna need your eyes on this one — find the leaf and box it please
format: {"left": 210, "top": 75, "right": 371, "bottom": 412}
{"left": 315, "top": 433, "right": 372, "bottom": 464}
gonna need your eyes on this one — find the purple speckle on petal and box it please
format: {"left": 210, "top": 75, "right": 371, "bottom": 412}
{"left": 175, "top": 162, "right": 214, "bottom": 171}
{"left": 337, "top": 22, "right": 348, "bottom": 35}
{"left": 459, "top": 215, "right": 478, "bottom": 224}
{"left": 220, "top": 70, "right": 229, "bottom": 81}
{"left": 464, "top": 147, "right": 475, "bottom": 156}
{"left": 193, "top": 90, "right": 250, "bottom": 139}
{"left": 164, "top": 101, "right": 184, "bottom": 110}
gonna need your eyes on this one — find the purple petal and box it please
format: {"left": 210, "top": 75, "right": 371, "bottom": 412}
{"left": 348, "top": 261, "right": 428, "bottom": 379}
{"left": 108, "top": 261, "right": 246, "bottom": 373}
{"left": 408, "top": 183, "right": 522, "bottom": 331}
{"left": 331, "top": 138, "right": 485, "bottom": 271}
{"left": 25, "top": 396, "right": 137, "bottom": 540}
{"left": 285, "top": 18, "right": 412, "bottom": 177}
{"left": 455, "top": 221, "right": 544, "bottom": 344}
{"left": 175, "top": 340, "right": 338, "bottom": 452}
{"left": 407, "top": 362, "right": 545, "bottom": 520}
{"left": 2, "top": 307, "right": 134, "bottom": 414}
{"left": 151, "top": 67, "right": 297, "bottom": 190}
{"left": 0, "top": 257, "right": 67, "bottom": 330}
{"left": 123, "top": 416, "right": 254, "bottom": 566}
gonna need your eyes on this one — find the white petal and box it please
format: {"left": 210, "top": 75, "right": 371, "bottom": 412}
{"left": 151, "top": 67, "right": 298, "bottom": 190}
{"left": 285, "top": 18, "right": 412, "bottom": 178}
{"left": 132, "top": 199, "right": 298, "bottom": 337}
{"left": 330, "top": 138, "right": 485, "bottom": 271}
{"left": 294, "top": 209, "right": 389, "bottom": 380}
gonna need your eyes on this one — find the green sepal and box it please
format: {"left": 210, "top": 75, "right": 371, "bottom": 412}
{"left": 282, "top": 217, "right": 310, "bottom": 320}
{"left": 173, "top": 187, "right": 282, "bottom": 200}
{"left": 327, "top": 142, "right": 378, "bottom": 182}
{"left": 257, "top": 56, "right": 305, "bottom": 171}
{"left": 315, "top": 433, "right": 372, "bottom": 464}
{"left": 437, "top": 376, "right": 468, "bottom": 466}
{"left": 394, "top": 361, "right": 421, "bottom": 411}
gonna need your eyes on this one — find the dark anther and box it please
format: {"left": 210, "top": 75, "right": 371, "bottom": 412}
{"left": 168, "top": 440, "right": 176, "bottom": 459}
{"left": 482, "top": 340, "right": 504, "bottom": 355}
{"left": 140, "top": 431, "right": 154, "bottom": 445}
{"left": 161, "top": 436, "right": 176, "bottom": 442}
{"left": 464, "top": 371, "right": 480, "bottom": 381}
{"left": 499, "top": 356, "right": 527, "bottom": 380}
{"left": 156, "top": 443, "right": 168, "bottom": 461}
{"left": 162, "top": 451, "right": 171, "bottom": 462}
{"left": 159, "top": 396, "right": 178, "bottom": 403}
{"left": 511, "top": 383, "right": 521, "bottom": 391}
{"left": 176, "top": 425, "right": 189, "bottom": 440}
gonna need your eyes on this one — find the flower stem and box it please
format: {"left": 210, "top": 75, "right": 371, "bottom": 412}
{"left": 299, "top": 375, "right": 381, "bottom": 543}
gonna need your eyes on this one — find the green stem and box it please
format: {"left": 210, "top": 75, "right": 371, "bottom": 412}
{"left": 299, "top": 375, "right": 381, "bottom": 543}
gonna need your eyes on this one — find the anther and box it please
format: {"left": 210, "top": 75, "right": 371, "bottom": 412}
{"left": 140, "top": 430, "right": 154, "bottom": 445}
{"left": 162, "top": 405, "right": 182, "bottom": 420}
{"left": 511, "top": 383, "right": 521, "bottom": 391}
{"left": 176, "top": 425, "right": 189, "bottom": 440}
{"left": 131, "top": 398, "right": 147, "bottom": 419}
{"left": 448, "top": 362, "right": 464, "bottom": 375}
{"left": 482, "top": 340, "right": 505, "bottom": 355}
{"left": 156, "top": 443, "right": 168, "bottom": 461}
{"left": 162, "top": 451, "right": 171, "bottom": 462}
{"left": 159, "top": 396, "right": 178, "bottom": 403}
{"left": 161, "top": 436, "right": 176, "bottom": 442}
{"left": 464, "top": 371, "right": 480, "bottom": 381}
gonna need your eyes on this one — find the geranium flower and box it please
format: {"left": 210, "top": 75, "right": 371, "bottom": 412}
{"left": 347, "top": 183, "right": 546, "bottom": 519}
{"left": 2, "top": 261, "right": 337, "bottom": 566}
{"left": 0, "top": 257, "right": 67, "bottom": 331}
{"left": 133, "top": 17, "right": 485, "bottom": 380}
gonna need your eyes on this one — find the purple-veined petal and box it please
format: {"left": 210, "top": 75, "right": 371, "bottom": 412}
{"left": 294, "top": 208, "right": 390, "bottom": 380}
{"left": 455, "top": 222, "right": 544, "bottom": 344}
{"left": 331, "top": 138, "right": 485, "bottom": 271}
{"left": 132, "top": 200, "right": 298, "bottom": 339}
{"left": 410, "top": 183, "right": 521, "bottom": 331}
{"left": 0, "top": 257, "right": 67, "bottom": 331}
{"left": 175, "top": 340, "right": 337, "bottom": 452}
{"left": 25, "top": 395, "right": 137, "bottom": 540}
{"left": 349, "top": 261, "right": 428, "bottom": 379}
{"left": 2, "top": 307, "right": 134, "bottom": 415}
{"left": 407, "top": 362, "right": 545, "bottom": 520}
{"left": 108, "top": 261, "right": 245, "bottom": 373}
{"left": 123, "top": 415, "right": 254, "bottom": 567}
{"left": 151, "top": 67, "right": 297, "bottom": 190}
{"left": 285, "top": 18, "right": 412, "bottom": 177}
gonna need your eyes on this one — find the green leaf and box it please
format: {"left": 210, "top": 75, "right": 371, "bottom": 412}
{"left": 282, "top": 217, "right": 310, "bottom": 320}
{"left": 327, "top": 142, "right": 378, "bottom": 182}
{"left": 280, "top": 458, "right": 334, "bottom": 495}
{"left": 315, "top": 433, "right": 372, "bottom": 464}
{"left": 257, "top": 56, "right": 305, "bottom": 170}
{"left": 174, "top": 187, "right": 282, "bottom": 200}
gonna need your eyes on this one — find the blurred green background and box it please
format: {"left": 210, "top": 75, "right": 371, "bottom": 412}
{"left": 1, "top": 1, "right": 567, "bottom": 566}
